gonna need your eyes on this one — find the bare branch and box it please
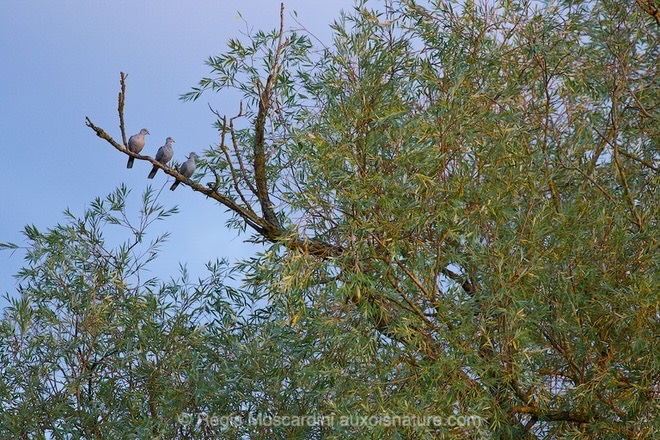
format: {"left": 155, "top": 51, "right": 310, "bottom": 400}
{"left": 85, "top": 117, "right": 125, "bottom": 152}
{"left": 229, "top": 103, "right": 259, "bottom": 197}
{"left": 118, "top": 72, "right": 128, "bottom": 147}
{"left": 252, "top": 3, "right": 287, "bottom": 227}
{"left": 208, "top": 104, "right": 252, "bottom": 207}
{"left": 86, "top": 116, "right": 264, "bottom": 233}
{"left": 86, "top": 73, "right": 344, "bottom": 259}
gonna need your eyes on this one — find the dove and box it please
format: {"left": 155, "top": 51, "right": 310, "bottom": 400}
{"left": 147, "top": 137, "right": 175, "bottom": 179}
{"left": 170, "top": 152, "right": 199, "bottom": 190}
{"left": 126, "top": 128, "right": 150, "bottom": 168}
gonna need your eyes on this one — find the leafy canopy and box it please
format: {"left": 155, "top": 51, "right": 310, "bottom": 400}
{"left": 2, "top": 0, "right": 658, "bottom": 438}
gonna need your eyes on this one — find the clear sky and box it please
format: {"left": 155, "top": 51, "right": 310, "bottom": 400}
{"left": 0, "top": 1, "right": 356, "bottom": 299}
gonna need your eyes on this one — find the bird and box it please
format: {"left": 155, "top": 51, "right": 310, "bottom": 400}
{"left": 170, "top": 152, "right": 199, "bottom": 191}
{"left": 147, "top": 137, "right": 175, "bottom": 179}
{"left": 126, "top": 128, "right": 150, "bottom": 168}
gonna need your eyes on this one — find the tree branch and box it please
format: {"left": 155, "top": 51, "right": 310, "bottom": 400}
{"left": 118, "top": 72, "right": 128, "bottom": 147}
{"left": 86, "top": 72, "right": 344, "bottom": 260}
{"left": 252, "top": 3, "right": 287, "bottom": 227}
{"left": 512, "top": 406, "right": 592, "bottom": 424}
{"left": 86, "top": 116, "right": 267, "bottom": 235}
{"left": 209, "top": 104, "right": 254, "bottom": 207}
{"left": 635, "top": 0, "right": 660, "bottom": 25}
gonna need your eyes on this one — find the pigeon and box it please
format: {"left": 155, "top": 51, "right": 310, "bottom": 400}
{"left": 170, "top": 153, "right": 199, "bottom": 190}
{"left": 147, "top": 137, "right": 175, "bottom": 179}
{"left": 127, "top": 128, "right": 150, "bottom": 168}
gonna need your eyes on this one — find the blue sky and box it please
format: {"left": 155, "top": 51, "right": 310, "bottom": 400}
{"left": 0, "top": 1, "right": 356, "bottom": 298}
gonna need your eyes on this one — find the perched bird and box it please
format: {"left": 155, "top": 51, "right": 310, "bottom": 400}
{"left": 147, "top": 137, "right": 175, "bottom": 179}
{"left": 126, "top": 128, "right": 150, "bottom": 168}
{"left": 170, "top": 152, "right": 199, "bottom": 191}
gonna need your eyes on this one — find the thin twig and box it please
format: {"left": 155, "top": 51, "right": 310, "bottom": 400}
{"left": 594, "top": 126, "right": 658, "bottom": 172}
{"left": 209, "top": 105, "right": 253, "bottom": 209}
{"left": 229, "top": 103, "right": 259, "bottom": 197}
{"left": 118, "top": 72, "right": 128, "bottom": 147}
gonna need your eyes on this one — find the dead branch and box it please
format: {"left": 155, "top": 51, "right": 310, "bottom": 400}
{"left": 86, "top": 68, "right": 343, "bottom": 259}
{"left": 252, "top": 3, "right": 287, "bottom": 227}
{"left": 118, "top": 72, "right": 128, "bottom": 147}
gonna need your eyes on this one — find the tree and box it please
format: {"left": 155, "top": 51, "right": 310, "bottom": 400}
{"left": 0, "top": 186, "right": 316, "bottom": 439}
{"left": 4, "top": 0, "right": 658, "bottom": 438}
{"left": 0, "top": 187, "right": 209, "bottom": 438}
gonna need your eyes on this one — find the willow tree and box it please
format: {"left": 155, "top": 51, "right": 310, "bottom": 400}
{"left": 77, "top": 0, "right": 657, "bottom": 438}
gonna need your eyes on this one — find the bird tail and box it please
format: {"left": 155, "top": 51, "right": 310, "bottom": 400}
{"left": 170, "top": 181, "right": 180, "bottom": 191}
{"left": 127, "top": 157, "right": 135, "bottom": 169}
{"left": 147, "top": 166, "right": 158, "bottom": 179}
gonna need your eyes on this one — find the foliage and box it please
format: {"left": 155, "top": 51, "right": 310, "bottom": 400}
{"left": 4, "top": 0, "right": 659, "bottom": 438}
{"left": 0, "top": 187, "right": 222, "bottom": 438}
